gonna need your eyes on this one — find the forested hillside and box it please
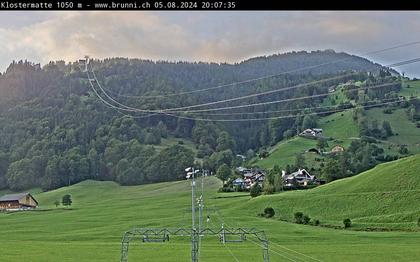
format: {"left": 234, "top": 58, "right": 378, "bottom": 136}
{"left": 0, "top": 50, "right": 406, "bottom": 191}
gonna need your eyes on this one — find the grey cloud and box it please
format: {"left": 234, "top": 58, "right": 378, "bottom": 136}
{"left": 0, "top": 11, "right": 419, "bottom": 77}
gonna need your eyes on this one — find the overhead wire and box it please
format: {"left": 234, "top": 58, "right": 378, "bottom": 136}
{"left": 88, "top": 69, "right": 418, "bottom": 122}
{"left": 87, "top": 57, "right": 420, "bottom": 116}
{"left": 161, "top": 97, "right": 417, "bottom": 122}
{"left": 213, "top": 208, "right": 303, "bottom": 262}
{"left": 94, "top": 40, "right": 420, "bottom": 99}
{"left": 171, "top": 82, "right": 401, "bottom": 114}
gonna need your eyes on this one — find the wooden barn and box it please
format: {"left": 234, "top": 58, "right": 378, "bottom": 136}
{"left": 0, "top": 193, "right": 38, "bottom": 211}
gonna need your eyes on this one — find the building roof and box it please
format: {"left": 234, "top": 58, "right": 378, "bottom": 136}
{"left": 0, "top": 193, "right": 38, "bottom": 204}
{"left": 233, "top": 178, "right": 245, "bottom": 183}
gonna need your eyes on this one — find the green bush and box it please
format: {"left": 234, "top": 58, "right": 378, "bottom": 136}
{"left": 263, "top": 207, "right": 275, "bottom": 218}
{"left": 383, "top": 108, "right": 393, "bottom": 114}
{"left": 314, "top": 220, "right": 320, "bottom": 226}
{"left": 250, "top": 183, "right": 262, "bottom": 198}
{"left": 294, "top": 212, "right": 304, "bottom": 224}
{"left": 218, "top": 187, "right": 234, "bottom": 193}
{"left": 303, "top": 215, "right": 311, "bottom": 224}
{"left": 343, "top": 218, "right": 352, "bottom": 228}
{"left": 417, "top": 217, "right": 420, "bottom": 227}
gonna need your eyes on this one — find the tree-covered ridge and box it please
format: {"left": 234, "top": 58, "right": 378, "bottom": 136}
{"left": 0, "top": 51, "right": 401, "bottom": 191}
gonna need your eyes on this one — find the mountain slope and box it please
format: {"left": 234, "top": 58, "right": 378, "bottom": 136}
{"left": 247, "top": 154, "right": 420, "bottom": 230}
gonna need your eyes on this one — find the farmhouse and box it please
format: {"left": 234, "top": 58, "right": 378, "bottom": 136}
{"left": 0, "top": 193, "right": 38, "bottom": 211}
{"left": 232, "top": 178, "right": 246, "bottom": 188}
{"left": 282, "top": 169, "right": 316, "bottom": 188}
{"left": 300, "top": 128, "right": 323, "bottom": 137}
{"left": 235, "top": 167, "right": 266, "bottom": 189}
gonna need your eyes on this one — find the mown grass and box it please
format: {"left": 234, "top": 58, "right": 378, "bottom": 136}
{"left": 399, "top": 80, "right": 420, "bottom": 97}
{"left": 246, "top": 154, "right": 420, "bottom": 230}
{"left": 253, "top": 110, "right": 359, "bottom": 170}
{"left": 1, "top": 155, "right": 420, "bottom": 261}
{"left": 365, "top": 108, "right": 420, "bottom": 155}
{"left": 251, "top": 137, "right": 318, "bottom": 169}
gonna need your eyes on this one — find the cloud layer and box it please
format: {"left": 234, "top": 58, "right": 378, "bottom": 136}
{"left": 0, "top": 11, "right": 419, "bottom": 77}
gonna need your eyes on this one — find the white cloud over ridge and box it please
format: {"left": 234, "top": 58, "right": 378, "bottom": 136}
{"left": 0, "top": 11, "right": 419, "bottom": 77}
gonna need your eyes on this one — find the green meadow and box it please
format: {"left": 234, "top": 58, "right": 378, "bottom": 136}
{"left": 1, "top": 155, "right": 420, "bottom": 261}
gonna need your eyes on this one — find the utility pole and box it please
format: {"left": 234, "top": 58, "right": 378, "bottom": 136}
{"left": 199, "top": 170, "right": 205, "bottom": 236}
{"left": 192, "top": 167, "right": 196, "bottom": 231}
{"left": 186, "top": 167, "right": 199, "bottom": 262}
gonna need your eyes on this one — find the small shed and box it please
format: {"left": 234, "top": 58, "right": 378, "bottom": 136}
{"left": 0, "top": 193, "right": 38, "bottom": 211}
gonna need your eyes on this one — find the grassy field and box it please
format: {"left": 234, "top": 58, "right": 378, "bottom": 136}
{"left": 1, "top": 155, "right": 420, "bottom": 261}
{"left": 251, "top": 137, "right": 318, "bottom": 169}
{"left": 154, "top": 137, "right": 197, "bottom": 153}
{"left": 253, "top": 110, "right": 359, "bottom": 170}
{"left": 365, "top": 108, "right": 420, "bottom": 155}
{"left": 247, "top": 154, "right": 420, "bottom": 230}
{"left": 400, "top": 80, "right": 420, "bottom": 97}
{"left": 318, "top": 110, "right": 359, "bottom": 148}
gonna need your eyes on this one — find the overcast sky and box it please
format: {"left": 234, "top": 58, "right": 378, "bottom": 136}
{"left": 0, "top": 11, "right": 419, "bottom": 77}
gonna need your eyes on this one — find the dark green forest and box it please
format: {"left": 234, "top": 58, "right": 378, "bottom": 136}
{"left": 0, "top": 50, "right": 405, "bottom": 191}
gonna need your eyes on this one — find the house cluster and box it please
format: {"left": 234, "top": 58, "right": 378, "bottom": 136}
{"left": 299, "top": 128, "right": 323, "bottom": 138}
{"left": 232, "top": 167, "right": 265, "bottom": 190}
{"left": 0, "top": 193, "right": 38, "bottom": 211}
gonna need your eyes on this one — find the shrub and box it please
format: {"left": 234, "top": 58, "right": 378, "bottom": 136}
{"left": 314, "top": 220, "right": 320, "bottom": 226}
{"left": 263, "top": 183, "right": 275, "bottom": 195}
{"left": 259, "top": 150, "right": 269, "bottom": 159}
{"left": 62, "top": 194, "right": 72, "bottom": 207}
{"left": 303, "top": 215, "right": 311, "bottom": 225}
{"left": 250, "top": 183, "right": 262, "bottom": 198}
{"left": 417, "top": 217, "right": 420, "bottom": 227}
{"left": 263, "top": 207, "right": 275, "bottom": 218}
{"left": 343, "top": 218, "right": 352, "bottom": 228}
{"left": 398, "top": 145, "right": 409, "bottom": 155}
{"left": 383, "top": 108, "right": 393, "bottom": 114}
{"left": 294, "top": 212, "right": 304, "bottom": 224}
{"left": 218, "top": 186, "right": 234, "bottom": 193}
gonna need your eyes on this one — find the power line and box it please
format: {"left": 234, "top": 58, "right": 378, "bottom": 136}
{"left": 183, "top": 97, "right": 399, "bottom": 116}
{"left": 223, "top": 242, "right": 241, "bottom": 262}
{"left": 89, "top": 70, "right": 385, "bottom": 115}
{"left": 89, "top": 69, "right": 417, "bottom": 122}
{"left": 172, "top": 82, "right": 399, "bottom": 114}
{"left": 270, "top": 242, "right": 323, "bottom": 262}
{"left": 163, "top": 97, "right": 417, "bottom": 122}
{"left": 387, "top": 57, "right": 420, "bottom": 67}
{"left": 214, "top": 209, "right": 301, "bottom": 262}
{"left": 95, "top": 40, "right": 420, "bottom": 99}
{"left": 88, "top": 57, "right": 420, "bottom": 115}
{"left": 248, "top": 238, "right": 299, "bottom": 262}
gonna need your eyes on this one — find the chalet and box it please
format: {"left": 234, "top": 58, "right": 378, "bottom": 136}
{"left": 282, "top": 169, "right": 316, "bottom": 188}
{"left": 235, "top": 168, "right": 266, "bottom": 189}
{"left": 236, "top": 167, "right": 251, "bottom": 174}
{"left": 232, "top": 178, "right": 246, "bottom": 189}
{"left": 300, "top": 128, "right": 323, "bottom": 137}
{"left": 0, "top": 193, "right": 38, "bottom": 211}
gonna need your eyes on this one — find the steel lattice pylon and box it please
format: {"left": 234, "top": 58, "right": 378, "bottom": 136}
{"left": 120, "top": 227, "right": 270, "bottom": 262}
